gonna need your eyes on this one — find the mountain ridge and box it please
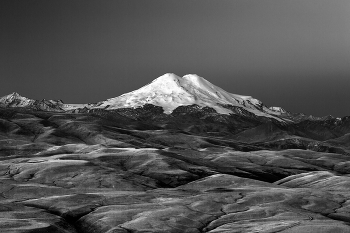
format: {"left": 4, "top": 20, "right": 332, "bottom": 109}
{"left": 0, "top": 73, "right": 343, "bottom": 122}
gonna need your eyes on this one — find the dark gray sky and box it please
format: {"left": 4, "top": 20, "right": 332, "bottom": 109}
{"left": 1, "top": 0, "right": 350, "bottom": 117}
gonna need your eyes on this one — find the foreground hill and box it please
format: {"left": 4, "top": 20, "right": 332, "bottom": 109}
{"left": 1, "top": 74, "right": 350, "bottom": 232}
{"left": 1, "top": 105, "right": 350, "bottom": 233}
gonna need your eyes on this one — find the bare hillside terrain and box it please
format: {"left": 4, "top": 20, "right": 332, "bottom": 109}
{"left": 1, "top": 103, "right": 350, "bottom": 233}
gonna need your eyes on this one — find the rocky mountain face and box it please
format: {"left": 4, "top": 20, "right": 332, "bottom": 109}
{"left": 1, "top": 74, "right": 350, "bottom": 232}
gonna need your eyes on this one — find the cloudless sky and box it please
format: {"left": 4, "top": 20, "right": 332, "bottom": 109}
{"left": 1, "top": 0, "right": 350, "bottom": 116}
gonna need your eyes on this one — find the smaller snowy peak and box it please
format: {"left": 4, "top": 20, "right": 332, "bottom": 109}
{"left": 0, "top": 92, "right": 80, "bottom": 112}
{"left": 269, "top": 106, "right": 287, "bottom": 113}
{"left": 182, "top": 74, "right": 208, "bottom": 88}
{"left": 9, "top": 92, "right": 20, "bottom": 97}
{"left": 0, "top": 92, "right": 35, "bottom": 107}
{"left": 1, "top": 92, "right": 24, "bottom": 100}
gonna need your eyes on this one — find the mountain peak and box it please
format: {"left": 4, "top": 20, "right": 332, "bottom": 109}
{"left": 182, "top": 73, "right": 202, "bottom": 81}
{"left": 182, "top": 74, "right": 212, "bottom": 90}
{"left": 1, "top": 92, "right": 29, "bottom": 101}
{"left": 0, "top": 92, "right": 34, "bottom": 107}
{"left": 4, "top": 92, "right": 23, "bottom": 99}
{"left": 153, "top": 73, "right": 180, "bottom": 81}
{"left": 10, "top": 92, "right": 20, "bottom": 96}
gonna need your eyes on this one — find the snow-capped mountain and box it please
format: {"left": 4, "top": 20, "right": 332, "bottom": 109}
{"left": 95, "top": 73, "right": 283, "bottom": 120}
{"left": 0, "top": 92, "right": 35, "bottom": 107}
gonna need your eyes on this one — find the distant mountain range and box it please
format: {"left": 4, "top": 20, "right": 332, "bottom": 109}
{"left": 0, "top": 73, "right": 339, "bottom": 123}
